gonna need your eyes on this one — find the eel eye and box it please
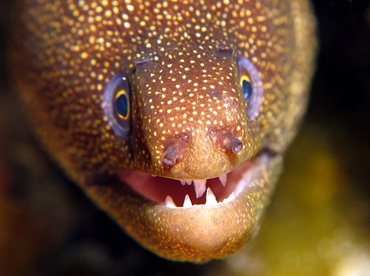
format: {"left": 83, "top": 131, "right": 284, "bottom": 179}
{"left": 237, "top": 56, "right": 264, "bottom": 120}
{"left": 115, "top": 90, "right": 129, "bottom": 120}
{"left": 103, "top": 74, "right": 131, "bottom": 138}
{"left": 240, "top": 74, "right": 252, "bottom": 103}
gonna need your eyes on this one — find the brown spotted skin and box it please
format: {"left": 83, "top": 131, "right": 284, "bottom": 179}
{"left": 12, "top": 0, "right": 316, "bottom": 262}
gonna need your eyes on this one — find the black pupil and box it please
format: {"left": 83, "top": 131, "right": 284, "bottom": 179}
{"left": 242, "top": 79, "right": 252, "bottom": 102}
{"left": 116, "top": 92, "right": 128, "bottom": 118}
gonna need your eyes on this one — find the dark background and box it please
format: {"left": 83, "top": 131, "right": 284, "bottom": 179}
{"left": 0, "top": 1, "right": 369, "bottom": 275}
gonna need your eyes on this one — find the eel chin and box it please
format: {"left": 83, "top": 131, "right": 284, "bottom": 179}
{"left": 85, "top": 150, "right": 282, "bottom": 263}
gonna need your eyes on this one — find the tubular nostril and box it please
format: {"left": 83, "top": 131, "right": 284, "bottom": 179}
{"left": 209, "top": 129, "right": 244, "bottom": 154}
{"left": 133, "top": 57, "right": 151, "bottom": 70}
{"left": 225, "top": 135, "right": 243, "bottom": 153}
{"left": 162, "top": 144, "right": 178, "bottom": 166}
{"left": 162, "top": 134, "right": 191, "bottom": 166}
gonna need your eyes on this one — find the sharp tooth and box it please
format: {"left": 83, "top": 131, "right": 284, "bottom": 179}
{"left": 223, "top": 192, "right": 235, "bottom": 203}
{"left": 185, "top": 180, "right": 192, "bottom": 185}
{"left": 180, "top": 180, "right": 186, "bottom": 186}
{"left": 165, "top": 195, "right": 176, "bottom": 208}
{"left": 183, "top": 194, "right": 193, "bottom": 208}
{"left": 206, "top": 187, "right": 218, "bottom": 205}
{"left": 219, "top": 174, "right": 227, "bottom": 186}
{"left": 193, "top": 179, "right": 207, "bottom": 198}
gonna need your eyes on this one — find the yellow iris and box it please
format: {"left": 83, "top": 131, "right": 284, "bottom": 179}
{"left": 115, "top": 89, "right": 130, "bottom": 120}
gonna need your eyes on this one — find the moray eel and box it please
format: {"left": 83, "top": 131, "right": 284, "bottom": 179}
{"left": 11, "top": 0, "right": 316, "bottom": 262}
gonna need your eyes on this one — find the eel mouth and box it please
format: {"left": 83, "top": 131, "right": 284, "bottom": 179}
{"left": 117, "top": 149, "right": 274, "bottom": 208}
{"left": 89, "top": 148, "right": 281, "bottom": 262}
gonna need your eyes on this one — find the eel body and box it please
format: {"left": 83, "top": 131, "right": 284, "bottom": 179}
{"left": 12, "top": 0, "right": 316, "bottom": 262}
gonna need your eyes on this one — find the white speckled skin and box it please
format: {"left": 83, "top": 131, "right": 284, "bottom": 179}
{"left": 12, "top": 0, "right": 316, "bottom": 262}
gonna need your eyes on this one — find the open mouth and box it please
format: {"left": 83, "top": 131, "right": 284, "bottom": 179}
{"left": 87, "top": 148, "right": 281, "bottom": 262}
{"left": 118, "top": 149, "right": 273, "bottom": 208}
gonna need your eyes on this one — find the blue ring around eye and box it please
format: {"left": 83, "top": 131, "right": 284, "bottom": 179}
{"left": 102, "top": 74, "right": 131, "bottom": 138}
{"left": 237, "top": 56, "right": 264, "bottom": 120}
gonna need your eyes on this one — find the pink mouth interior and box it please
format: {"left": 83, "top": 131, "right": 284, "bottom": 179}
{"left": 117, "top": 160, "right": 254, "bottom": 207}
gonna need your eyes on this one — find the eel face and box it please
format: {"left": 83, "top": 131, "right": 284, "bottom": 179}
{"left": 12, "top": 0, "right": 316, "bottom": 262}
